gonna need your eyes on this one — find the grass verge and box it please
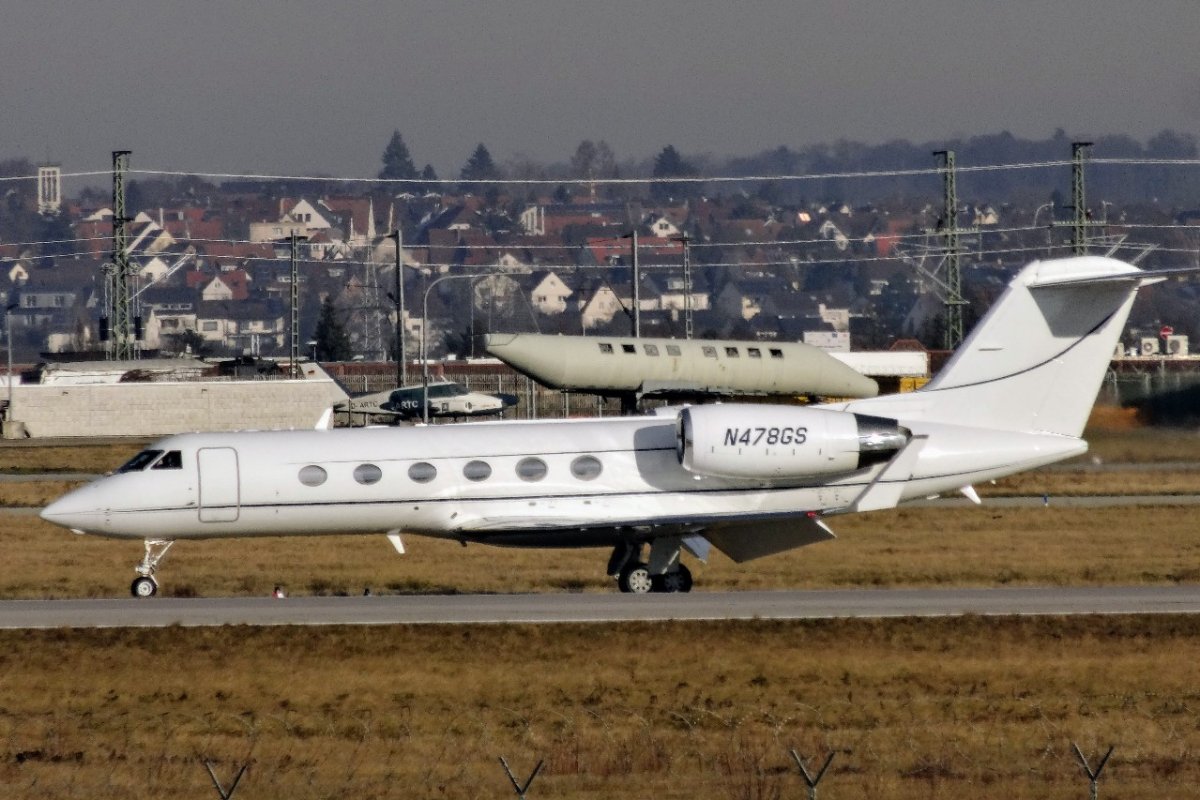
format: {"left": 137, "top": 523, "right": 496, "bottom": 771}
{"left": 7, "top": 502, "right": 1200, "bottom": 598}
{"left": 0, "top": 617, "right": 1196, "bottom": 799}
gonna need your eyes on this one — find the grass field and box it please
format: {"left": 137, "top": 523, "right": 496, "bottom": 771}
{"left": 1, "top": 617, "right": 1197, "bottom": 799}
{"left": 6, "top": 503, "right": 1200, "bottom": 599}
{"left": 2, "top": 427, "right": 1199, "bottom": 798}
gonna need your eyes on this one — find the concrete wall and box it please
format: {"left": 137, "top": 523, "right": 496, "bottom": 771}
{"left": 6, "top": 378, "right": 349, "bottom": 438}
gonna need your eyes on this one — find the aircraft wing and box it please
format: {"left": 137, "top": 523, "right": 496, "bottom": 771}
{"left": 454, "top": 509, "right": 836, "bottom": 564}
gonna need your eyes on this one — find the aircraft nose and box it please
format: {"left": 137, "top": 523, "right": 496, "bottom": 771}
{"left": 40, "top": 487, "right": 103, "bottom": 532}
{"left": 497, "top": 393, "right": 520, "bottom": 408}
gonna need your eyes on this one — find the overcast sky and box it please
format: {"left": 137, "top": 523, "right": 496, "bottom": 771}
{"left": 3, "top": 1, "right": 1199, "bottom": 185}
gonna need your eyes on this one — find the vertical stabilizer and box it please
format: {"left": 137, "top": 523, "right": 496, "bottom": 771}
{"left": 838, "top": 256, "right": 1143, "bottom": 436}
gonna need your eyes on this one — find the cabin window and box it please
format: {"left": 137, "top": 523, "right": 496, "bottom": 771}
{"left": 408, "top": 462, "right": 437, "bottom": 483}
{"left": 463, "top": 460, "right": 492, "bottom": 482}
{"left": 152, "top": 450, "right": 183, "bottom": 470}
{"left": 725, "top": 347, "right": 740, "bottom": 358}
{"left": 515, "top": 457, "right": 548, "bottom": 482}
{"left": 643, "top": 344, "right": 659, "bottom": 356}
{"left": 666, "top": 345, "right": 681, "bottom": 356}
{"left": 353, "top": 464, "right": 383, "bottom": 485}
{"left": 570, "top": 455, "right": 603, "bottom": 481}
{"left": 298, "top": 465, "right": 328, "bottom": 487}
{"left": 748, "top": 348, "right": 762, "bottom": 359}
{"left": 701, "top": 346, "right": 717, "bottom": 358}
{"left": 622, "top": 344, "right": 636, "bottom": 354}
{"left": 770, "top": 348, "right": 784, "bottom": 359}
{"left": 598, "top": 343, "right": 613, "bottom": 354}
{"left": 118, "top": 450, "right": 163, "bottom": 473}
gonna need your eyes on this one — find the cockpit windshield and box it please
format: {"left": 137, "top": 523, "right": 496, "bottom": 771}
{"left": 117, "top": 449, "right": 183, "bottom": 472}
{"left": 152, "top": 450, "right": 183, "bottom": 470}
{"left": 427, "top": 382, "right": 467, "bottom": 399}
{"left": 118, "top": 450, "right": 164, "bottom": 473}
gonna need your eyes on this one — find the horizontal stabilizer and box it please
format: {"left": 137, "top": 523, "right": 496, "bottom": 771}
{"left": 704, "top": 514, "right": 835, "bottom": 564}
{"left": 1026, "top": 265, "right": 1200, "bottom": 288}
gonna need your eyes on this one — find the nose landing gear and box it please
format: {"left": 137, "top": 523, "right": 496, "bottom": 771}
{"left": 131, "top": 539, "right": 175, "bottom": 598}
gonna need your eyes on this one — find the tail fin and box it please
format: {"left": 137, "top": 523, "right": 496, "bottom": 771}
{"left": 839, "top": 256, "right": 1145, "bottom": 436}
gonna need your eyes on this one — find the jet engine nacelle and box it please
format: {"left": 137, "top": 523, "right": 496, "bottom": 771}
{"left": 677, "top": 404, "right": 910, "bottom": 480}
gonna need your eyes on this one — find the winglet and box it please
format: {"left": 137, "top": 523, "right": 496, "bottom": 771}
{"left": 386, "top": 532, "right": 406, "bottom": 555}
{"left": 314, "top": 408, "right": 334, "bottom": 430}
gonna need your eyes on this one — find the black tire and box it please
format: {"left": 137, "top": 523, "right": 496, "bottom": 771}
{"left": 652, "top": 564, "right": 694, "bottom": 594}
{"left": 131, "top": 576, "right": 158, "bottom": 598}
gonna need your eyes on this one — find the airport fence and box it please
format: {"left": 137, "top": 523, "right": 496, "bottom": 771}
{"left": 13, "top": 740, "right": 1124, "bottom": 799}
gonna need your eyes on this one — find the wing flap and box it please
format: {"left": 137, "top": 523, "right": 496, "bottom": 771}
{"left": 454, "top": 509, "right": 837, "bottom": 564}
{"left": 703, "top": 514, "right": 835, "bottom": 564}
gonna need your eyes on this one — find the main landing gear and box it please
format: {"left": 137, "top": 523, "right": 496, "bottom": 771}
{"left": 609, "top": 540, "right": 694, "bottom": 594}
{"left": 131, "top": 539, "right": 175, "bottom": 598}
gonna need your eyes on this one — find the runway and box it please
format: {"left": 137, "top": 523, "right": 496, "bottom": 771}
{"left": 2, "top": 585, "right": 1200, "bottom": 629}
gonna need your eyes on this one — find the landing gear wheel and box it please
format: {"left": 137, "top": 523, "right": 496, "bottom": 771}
{"left": 131, "top": 576, "right": 158, "bottom": 598}
{"left": 131, "top": 539, "right": 174, "bottom": 599}
{"left": 652, "top": 564, "right": 694, "bottom": 593}
{"left": 617, "top": 562, "right": 653, "bottom": 594}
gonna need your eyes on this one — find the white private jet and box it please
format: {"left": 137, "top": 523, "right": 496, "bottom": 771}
{"left": 41, "top": 256, "right": 1173, "bottom": 597}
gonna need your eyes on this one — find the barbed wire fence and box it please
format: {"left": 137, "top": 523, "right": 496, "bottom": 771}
{"left": 176, "top": 741, "right": 1119, "bottom": 799}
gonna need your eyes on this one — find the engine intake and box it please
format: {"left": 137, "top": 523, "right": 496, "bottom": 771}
{"left": 677, "top": 404, "right": 909, "bottom": 480}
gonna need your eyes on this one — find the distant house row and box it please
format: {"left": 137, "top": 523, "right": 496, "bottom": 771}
{"left": 3, "top": 183, "right": 1023, "bottom": 361}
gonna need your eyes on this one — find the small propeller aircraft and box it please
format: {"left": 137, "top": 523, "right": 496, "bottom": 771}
{"left": 41, "top": 256, "right": 1179, "bottom": 597}
{"left": 335, "top": 379, "right": 518, "bottom": 421}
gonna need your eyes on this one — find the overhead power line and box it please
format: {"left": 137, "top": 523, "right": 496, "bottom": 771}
{"left": 125, "top": 161, "right": 1080, "bottom": 185}
{"left": 0, "top": 157, "right": 1197, "bottom": 187}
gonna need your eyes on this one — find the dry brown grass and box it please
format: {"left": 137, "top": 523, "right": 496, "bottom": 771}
{"left": 1075, "top": 426, "right": 1200, "bottom": 463}
{"left": 0, "top": 480, "right": 85, "bottom": 508}
{"left": 983, "top": 468, "right": 1200, "bottom": 497}
{"left": 0, "top": 617, "right": 1197, "bottom": 799}
{"left": 7, "top": 503, "right": 1200, "bottom": 599}
{"left": 0, "top": 442, "right": 145, "bottom": 474}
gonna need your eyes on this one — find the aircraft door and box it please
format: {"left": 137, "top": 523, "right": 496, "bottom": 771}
{"left": 197, "top": 447, "right": 240, "bottom": 522}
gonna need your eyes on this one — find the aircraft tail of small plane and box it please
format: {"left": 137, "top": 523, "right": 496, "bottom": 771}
{"left": 841, "top": 256, "right": 1156, "bottom": 437}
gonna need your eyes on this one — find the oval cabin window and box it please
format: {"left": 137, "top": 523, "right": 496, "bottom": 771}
{"left": 298, "top": 465, "right": 328, "bottom": 487}
{"left": 463, "top": 460, "right": 492, "bottom": 482}
{"left": 408, "top": 462, "right": 437, "bottom": 483}
{"left": 515, "top": 457, "right": 548, "bottom": 482}
{"left": 570, "top": 455, "right": 603, "bottom": 481}
{"left": 353, "top": 464, "right": 383, "bottom": 485}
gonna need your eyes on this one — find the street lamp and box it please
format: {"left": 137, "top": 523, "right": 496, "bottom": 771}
{"left": 420, "top": 271, "right": 529, "bottom": 423}
{"left": 4, "top": 302, "right": 17, "bottom": 431}
{"left": 385, "top": 229, "right": 406, "bottom": 387}
{"left": 622, "top": 229, "right": 641, "bottom": 338}
{"left": 1033, "top": 202, "right": 1055, "bottom": 257}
